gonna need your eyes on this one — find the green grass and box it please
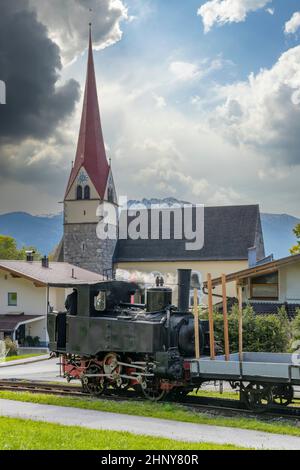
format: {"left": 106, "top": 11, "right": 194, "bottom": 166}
{"left": 0, "top": 417, "right": 243, "bottom": 450}
{"left": 1, "top": 390, "right": 300, "bottom": 438}
{"left": 2, "top": 354, "right": 45, "bottom": 362}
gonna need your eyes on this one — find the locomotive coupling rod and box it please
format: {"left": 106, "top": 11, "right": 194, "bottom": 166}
{"left": 116, "top": 361, "right": 148, "bottom": 371}
{"left": 84, "top": 373, "right": 154, "bottom": 380}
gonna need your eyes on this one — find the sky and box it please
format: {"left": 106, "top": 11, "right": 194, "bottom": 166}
{"left": 0, "top": 0, "right": 300, "bottom": 217}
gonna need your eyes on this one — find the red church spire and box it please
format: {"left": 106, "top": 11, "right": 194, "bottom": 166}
{"left": 65, "top": 24, "right": 109, "bottom": 199}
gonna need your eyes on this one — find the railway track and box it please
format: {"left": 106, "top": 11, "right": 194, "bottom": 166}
{"left": 1, "top": 379, "right": 300, "bottom": 421}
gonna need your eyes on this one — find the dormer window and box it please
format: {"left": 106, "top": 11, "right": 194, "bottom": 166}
{"left": 84, "top": 185, "right": 91, "bottom": 200}
{"left": 76, "top": 185, "right": 83, "bottom": 200}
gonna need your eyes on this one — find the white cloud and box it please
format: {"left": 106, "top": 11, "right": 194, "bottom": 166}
{"left": 284, "top": 12, "right": 300, "bottom": 36}
{"left": 169, "top": 61, "right": 201, "bottom": 81}
{"left": 266, "top": 8, "right": 274, "bottom": 16}
{"left": 152, "top": 93, "right": 167, "bottom": 109}
{"left": 30, "top": 0, "right": 128, "bottom": 64}
{"left": 211, "top": 45, "right": 300, "bottom": 164}
{"left": 198, "top": 0, "right": 272, "bottom": 33}
{"left": 169, "top": 57, "right": 224, "bottom": 81}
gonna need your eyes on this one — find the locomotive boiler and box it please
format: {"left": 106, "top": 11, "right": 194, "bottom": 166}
{"left": 48, "top": 269, "right": 210, "bottom": 400}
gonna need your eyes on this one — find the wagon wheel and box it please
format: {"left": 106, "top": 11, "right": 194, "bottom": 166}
{"left": 271, "top": 384, "right": 293, "bottom": 406}
{"left": 242, "top": 383, "right": 273, "bottom": 410}
{"left": 141, "top": 379, "right": 167, "bottom": 402}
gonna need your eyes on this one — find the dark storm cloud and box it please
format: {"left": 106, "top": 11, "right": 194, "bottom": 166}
{"left": 0, "top": 0, "right": 80, "bottom": 143}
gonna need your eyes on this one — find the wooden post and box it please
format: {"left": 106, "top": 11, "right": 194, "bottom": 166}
{"left": 237, "top": 282, "right": 243, "bottom": 362}
{"left": 207, "top": 273, "right": 215, "bottom": 360}
{"left": 221, "top": 274, "right": 230, "bottom": 361}
{"left": 193, "top": 288, "right": 200, "bottom": 359}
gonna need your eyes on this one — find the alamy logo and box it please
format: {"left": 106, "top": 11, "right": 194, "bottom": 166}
{"left": 0, "top": 80, "right": 6, "bottom": 104}
{"left": 96, "top": 197, "right": 205, "bottom": 251}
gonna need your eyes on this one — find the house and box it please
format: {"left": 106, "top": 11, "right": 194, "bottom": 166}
{"left": 205, "top": 253, "right": 300, "bottom": 318}
{"left": 0, "top": 258, "right": 103, "bottom": 346}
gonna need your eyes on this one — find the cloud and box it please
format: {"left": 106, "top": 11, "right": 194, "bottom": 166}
{"left": 211, "top": 46, "right": 300, "bottom": 165}
{"left": 198, "top": 0, "right": 272, "bottom": 33}
{"left": 169, "top": 58, "right": 224, "bottom": 81}
{"left": 30, "top": 0, "right": 128, "bottom": 64}
{"left": 0, "top": 0, "right": 80, "bottom": 143}
{"left": 284, "top": 12, "right": 300, "bottom": 36}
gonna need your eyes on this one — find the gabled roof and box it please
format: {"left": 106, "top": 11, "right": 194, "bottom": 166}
{"left": 65, "top": 26, "right": 109, "bottom": 199}
{"left": 114, "top": 205, "right": 263, "bottom": 262}
{"left": 0, "top": 261, "right": 104, "bottom": 287}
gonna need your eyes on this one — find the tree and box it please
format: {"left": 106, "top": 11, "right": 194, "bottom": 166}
{"left": 290, "top": 224, "right": 300, "bottom": 255}
{"left": 0, "top": 235, "right": 40, "bottom": 260}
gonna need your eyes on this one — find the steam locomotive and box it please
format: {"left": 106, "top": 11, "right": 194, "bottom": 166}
{"left": 47, "top": 269, "right": 210, "bottom": 400}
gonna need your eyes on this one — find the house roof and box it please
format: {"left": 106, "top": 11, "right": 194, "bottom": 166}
{"left": 203, "top": 253, "right": 300, "bottom": 288}
{"left": 64, "top": 26, "right": 109, "bottom": 199}
{"left": 114, "top": 205, "right": 263, "bottom": 262}
{"left": 0, "top": 261, "right": 104, "bottom": 287}
{"left": 0, "top": 314, "right": 44, "bottom": 333}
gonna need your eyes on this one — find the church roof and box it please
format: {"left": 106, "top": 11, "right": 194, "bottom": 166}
{"left": 114, "top": 205, "right": 264, "bottom": 262}
{"left": 65, "top": 25, "right": 109, "bottom": 199}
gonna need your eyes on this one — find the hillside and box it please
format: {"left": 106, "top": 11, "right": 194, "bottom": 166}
{"left": 0, "top": 207, "right": 298, "bottom": 260}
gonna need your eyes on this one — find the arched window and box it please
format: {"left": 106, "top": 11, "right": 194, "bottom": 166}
{"left": 84, "top": 185, "right": 90, "bottom": 200}
{"left": 76, "top": 185, "right": 83, "bottom": 200}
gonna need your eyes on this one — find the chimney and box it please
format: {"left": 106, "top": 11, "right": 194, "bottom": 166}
{"left": 25, "top": 250, "right": 35, "bottom": 262}
{"left": 41, "top": 256, "right": 49, "bottom": 268}
{"left": 177, "top": 269, "right": 191, "bottom": 312}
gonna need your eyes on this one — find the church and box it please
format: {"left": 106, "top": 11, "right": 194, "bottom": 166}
{"left": 57, "top": 26, "right": 265, "bottom": 302}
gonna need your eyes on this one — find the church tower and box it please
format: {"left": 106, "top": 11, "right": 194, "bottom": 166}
{"left": 63, "top": 25, "right": 117, "bottom": 275}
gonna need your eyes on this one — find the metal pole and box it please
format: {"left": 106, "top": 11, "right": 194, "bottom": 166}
{"left": 193, "top": 288, "right": 200, "bottom": 359}
{"left": 221, "top": 274, "right": 230, "bottom": 361}
{"left": 207, "top": 273, "right": 215, "bottom": 360}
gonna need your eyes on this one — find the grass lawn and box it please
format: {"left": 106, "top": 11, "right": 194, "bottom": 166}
{"left": 2, "top": 354, "right": 46, "bottom": 362}
{"left": 0, "top": 416, "right": 243, "bottom": 450}
{"left": 1, "top": 390, "right": 300, "bottom": 438}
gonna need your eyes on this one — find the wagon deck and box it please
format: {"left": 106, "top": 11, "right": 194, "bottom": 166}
{"left": 188, "top": 352, "right": 300, "bottom": 385}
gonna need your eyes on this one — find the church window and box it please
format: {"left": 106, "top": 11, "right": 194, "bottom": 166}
{"left": 76, "top": 185, "right": 83, "bottom": 200}
{"left": 81, "top": 242, "right": 85, "bottom": 252}
{"left": 84, "top": 185, "right": 91, "bottom": 200}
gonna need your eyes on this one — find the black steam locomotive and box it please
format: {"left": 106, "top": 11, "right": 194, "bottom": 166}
{"left": 48, "top": 269, "right": 210, "bottom": 400}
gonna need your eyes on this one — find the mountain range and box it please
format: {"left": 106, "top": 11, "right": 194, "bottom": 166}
{"left": 0, "top": 200, "right": 298, "bottom": 260}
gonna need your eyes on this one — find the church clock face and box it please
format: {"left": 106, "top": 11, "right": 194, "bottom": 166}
{"left": 78, "top": 169, "right": 89, "bottom": 185}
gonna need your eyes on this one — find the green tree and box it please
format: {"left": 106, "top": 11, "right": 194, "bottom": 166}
{"left": 0, "top": 235, "right": 40, "bottom": 260}
{"left": 290, "top": 223, "right": 300, "bottom": 255}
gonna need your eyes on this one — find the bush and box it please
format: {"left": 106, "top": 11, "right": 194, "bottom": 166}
{"left": 203, "top": 305, "right": 291, "bottom": 353}
{"left": 24, "top": 336, "right": 40, "bottom": 347}
{"left": 4, "top": 337, "right": 18, "bottom": 356}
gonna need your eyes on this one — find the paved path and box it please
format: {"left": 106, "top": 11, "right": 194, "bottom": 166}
{"left": 0, "top": 354, "right": 49, "bottom": 368}
{"left": 0, "top": 357, "right": 65, "bottom": 382}
{"left": 0, "top": 399, "right": 300, "bottom": 449}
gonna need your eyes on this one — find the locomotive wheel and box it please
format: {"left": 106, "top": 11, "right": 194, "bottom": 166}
{"left": 271, "top": 384, "right": 293, "bottom": 406}
{"left": 241, "top": 383, "right": 273, "bottom": 410}
{"left": 141, "top": 379, "right": 167, "bottom": 402}
{"left": 82, "top": 365, "right": 105, "bottom": 397}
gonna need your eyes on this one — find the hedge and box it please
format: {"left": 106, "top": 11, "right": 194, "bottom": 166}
{"left": 201, "top": 304, "right": 291, "bottom": 353}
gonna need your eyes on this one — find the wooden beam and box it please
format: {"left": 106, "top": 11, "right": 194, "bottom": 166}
{"left": 221, "top": 274, "right": 230, "bottom": 361}
{"left": 193, "top": 288, "right": 200, "bottom": 359}
{"left": 237, "top": 282, "right": 243, "bottom": 362}
{"left": 207, "top": 273, "right": 215, "bottom": 360}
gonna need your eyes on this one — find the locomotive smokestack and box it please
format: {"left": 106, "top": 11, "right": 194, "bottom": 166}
{"left": 177, "top": 269, "right": 191, "bottom": 312}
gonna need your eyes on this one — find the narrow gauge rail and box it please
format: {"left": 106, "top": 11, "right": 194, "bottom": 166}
{"left": 1, "top": 379, "right": 300, "bottom": 422}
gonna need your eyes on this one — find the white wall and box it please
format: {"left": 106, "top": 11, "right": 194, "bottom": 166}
{"left": 0, "top": 270, "right": 46, "bottom": 315}
{"left": 279, "top": 262, "right": 300, "bottom": 302}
